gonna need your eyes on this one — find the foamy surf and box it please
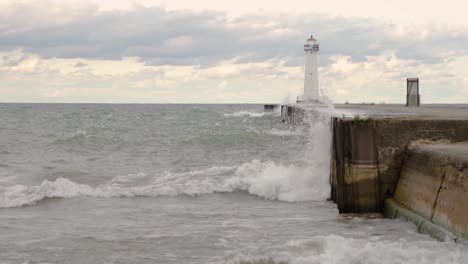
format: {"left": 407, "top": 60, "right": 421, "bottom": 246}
{"left": 223, "top": 110, "right": 277, "bottom": 118}
{"left": 265, "top": 128, "right": 305, "bottom": 137}
{"left": 228, "top": 234, "right": 468, "bottom": 264}
{"left": 0, "top": 159, "right": 330, "bottom": 208}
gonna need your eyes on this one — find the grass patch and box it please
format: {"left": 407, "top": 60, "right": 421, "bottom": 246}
{"left": 352, "top": 115, "right": 375, "bottom": 127}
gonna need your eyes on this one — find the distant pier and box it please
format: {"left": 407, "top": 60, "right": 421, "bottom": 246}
{"left": 264, "top": 104, "right": 280, "bottom": 112}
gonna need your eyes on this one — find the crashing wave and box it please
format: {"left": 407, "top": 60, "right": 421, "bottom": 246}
{"left": 0, "top": 159, "right": 330, "bottom": 208}
{"left": 223, "top": 111, "right": 274, "bottom": 118}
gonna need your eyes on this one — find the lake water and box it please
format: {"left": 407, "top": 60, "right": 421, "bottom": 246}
{"left": 0, "top": 104, "right": 466, "bottom": 263}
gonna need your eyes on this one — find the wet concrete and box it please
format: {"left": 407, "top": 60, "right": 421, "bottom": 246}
{"left": 330, "top": 118, "right": 468, "bottom": 214}
{"left": 386, "top": 143, "right": 468, "bottom": 241}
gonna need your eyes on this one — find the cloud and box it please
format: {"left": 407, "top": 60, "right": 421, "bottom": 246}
{"left": 0, "top": 0, "right": 99, "bottom": 32}
{"left": 1, "top": 2, "right": 467, "bottom": 67}
{"left": 0, "top": 1, "right": 467, "bottom": 103}
{"left": 321, "top": 52, "right": 468, "bottom": 103}
{"left": 74, "top": 61, "right": 88, "bottom": 68}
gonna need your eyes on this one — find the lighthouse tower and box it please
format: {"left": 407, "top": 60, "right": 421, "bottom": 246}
{"left": 302, "top": 35, "right": 320, "bottom": 103}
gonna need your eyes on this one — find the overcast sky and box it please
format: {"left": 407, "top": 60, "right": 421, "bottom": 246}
{"left": 1, "top": 0, "right": 467, "bottom": 103}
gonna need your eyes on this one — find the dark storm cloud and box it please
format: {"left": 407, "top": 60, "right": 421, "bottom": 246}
{"left": 0, "top": 4, "right": 467, "bottom": 66}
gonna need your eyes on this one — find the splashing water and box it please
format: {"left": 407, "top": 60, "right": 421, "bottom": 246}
{"left": 0, "top": 158, "right": 331, "bottom": 208}
{"left": 301, "top": 100, "right": 335, "bottom": 198}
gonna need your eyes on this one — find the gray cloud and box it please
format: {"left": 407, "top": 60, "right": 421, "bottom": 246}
{"left": 0, "top": 3, "right": 467, "bottom": 67}
{"left": 1, "top": 53, "right": 30, "bottom": 67}
{"left": 74, "top": 61, "right": 88, "bottom": 68}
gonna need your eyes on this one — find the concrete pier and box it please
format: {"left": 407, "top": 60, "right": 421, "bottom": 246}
{"left": 327, "top": 104, "right": 468, "bottom": 241}
{"left": 331, "top": 118, "right": 380, "bottom": 213}
{"left": 331, "top": 118, "right": 468, "bottom": 213}
{"left": 280, "top": 103, "right": 468, "bottom": 236}
{"left": 384, "top": 143, "right": 468, "bottom": 242}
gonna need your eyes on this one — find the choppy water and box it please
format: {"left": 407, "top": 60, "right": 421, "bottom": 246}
{"left": 0, "top": 103, "right": 466, "bottom": 264}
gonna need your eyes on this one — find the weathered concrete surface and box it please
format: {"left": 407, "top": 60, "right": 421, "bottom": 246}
{"left": 316, "top": 103, "right": 468, "bottom": 240}
{"left": 384, "top": 199, "right": 456, "bottom": 242}
{"left": 393, "top": 146, "right": 448, "bottom": 219}
{"left": 346, "top": 165, "right": 380, "bottom": 212}
{"left": 426, "top": 144, "right": 468, "bottom": 239}
{"left": 281, "top": 103, "right": 468, "bottom": 217}
{"left": 374, "top": 120, "right": 468, "bottom": 206}
{"left": 331, "top": 119, "right": 468, "bottom": 213}
{"left": 335, "top": 104, "right": 468, "bottom": 120}
{"left": 332, "top": 120, "right": 380, "bottom": 213}
{"left": 282, "top": 103, "right": 468, "bottom": 123}
{"left": 390, "top": 143, "right": 468, "bottom": 239}
{"left": 280, "top": 103, "right": 468, "bottom": 121}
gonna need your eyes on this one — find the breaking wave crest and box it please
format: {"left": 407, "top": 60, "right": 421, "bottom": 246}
{"left": 0, "top": 159, "right": 330, "bottom": 208}
{"left": 223, "top": 111, "right": 276, "bottom": 118}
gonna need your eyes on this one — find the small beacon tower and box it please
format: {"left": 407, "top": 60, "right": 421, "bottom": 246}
{"left": 301, "top": 35, "right": 320, "bottom": 103}
{"left": 406, "top": 78, "right": 420, "bottom": 107}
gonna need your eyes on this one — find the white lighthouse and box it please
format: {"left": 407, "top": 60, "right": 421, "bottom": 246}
{"left": 300, "top": 35, "right": 320, "bottom": 103}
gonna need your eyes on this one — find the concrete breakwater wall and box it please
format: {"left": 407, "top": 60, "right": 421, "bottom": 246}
{"left": 278, "top": 104, "right": 468, "bottom": 241}
{"left": 384, "top": 143, "right": 468, "bottom": 241}
{"left": 330, "top": 118, "right": 468, "bottom": 213}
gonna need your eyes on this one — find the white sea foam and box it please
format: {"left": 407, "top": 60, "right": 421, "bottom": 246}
{"left": 0, "top": 158, "right": 330, "bottom": 208}
{"left": 224, "top": 111, "right": 273, "bottom": 118}
{"left": 265, "top": 128, "right": 305, "bottom": 137}
{"left": 232, "top": 235, "right": 468, "bottom": 264}
{"left": 227, "top": 160, "right": 329, "bottom": 202}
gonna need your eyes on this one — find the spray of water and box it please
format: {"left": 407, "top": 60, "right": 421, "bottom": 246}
{"left": 297, "top": 98, "right": 335, "bottom": 199}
